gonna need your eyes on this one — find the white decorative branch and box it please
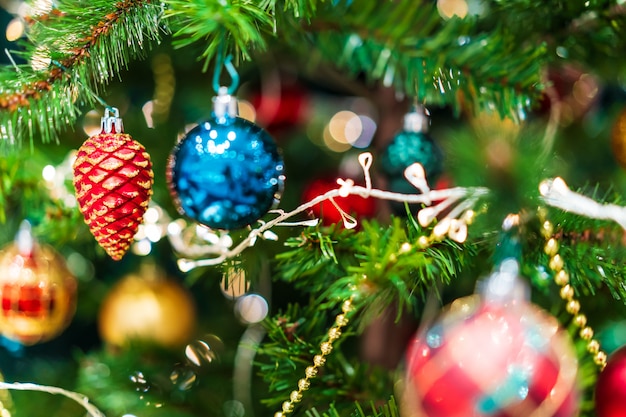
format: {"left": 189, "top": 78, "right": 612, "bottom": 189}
{"left": 177, "top": 152, "right": 489, "bottom": 271}
{"left": 0, "top": 382, "right": 105, "bottom": 417}
{"left": 540, "top": 177, "right": 626, "bottom": 229}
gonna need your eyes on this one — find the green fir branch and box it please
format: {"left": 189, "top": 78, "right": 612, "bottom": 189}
{"left": 0, "top": 0, "right": 165, "bottom": 149}
{"left": 275, "top": 218, "right": 478, "bottom": 325}
{"left": 487, "top": 0, "right": 626, "bottom": 77}
{"left": 257, "top": 303, "right": 394, "bottom": 413}
{"left": 259, "top": 218, "right": 478, "bottom": 413}
{"left": 544, "top": 201, "right": 626, "bottom": 301}
{"left": 307, "top": 395, "right": 401, "bottom": 417}
{"left": 164, "top": 0, "right": 275, "bottom": 69}
{"left": 295, "top": 1, "right": 548, "bottom": 118}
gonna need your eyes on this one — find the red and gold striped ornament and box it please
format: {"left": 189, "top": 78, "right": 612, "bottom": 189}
{"left": 73, "top": 109, "right": 154, "bottom": 260}
{"left": 0, "top": 222, "right": 77, "bottom": 345}
{"left": 402, "top": 295, "right": 579, "bottom": 417}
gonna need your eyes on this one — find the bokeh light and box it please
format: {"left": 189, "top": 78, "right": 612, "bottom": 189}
{"left": 322, "top": 108, "right": 377, "bottom": 152}
{"left": 170, "top": 364, "right": 197, "bottom": 391}
{"left": 6, "top": 18, "right": 24, "bottom": 42}
{"left": 142, "top": 100, "right": 155, "bottom": 128}
{"left": 235, "top": 294, "right": 269, "bottom": 324}
{"left": 185, "top": 335, "right": 223, "bottom": 367}
{"left": 42, "top": 165, "right": 55, "bottom": 182}
{"left": 221, "top": 266, "right": 250, "bottom": 300}
{"left": 83, "top": 109, "right": 102, "bottom": 136}
{"left": 237, "top": 100, "right": 257, "bottom": 122}
{"left": 437, "top": 0, "right": 469, "bottom": 19}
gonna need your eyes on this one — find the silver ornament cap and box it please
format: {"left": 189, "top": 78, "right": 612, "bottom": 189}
{"left": 403, "top": 106, "right": 430, "bottom": 133}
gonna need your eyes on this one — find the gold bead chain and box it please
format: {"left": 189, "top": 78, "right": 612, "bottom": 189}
{"left": 274, "top": 296, "right": 355, "bottom": 417}
{"left": 540, "top": 217, "right": 607, "bottom": 370}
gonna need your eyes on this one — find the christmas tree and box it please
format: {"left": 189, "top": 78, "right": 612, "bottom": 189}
{"left": 0, "top": 1, "right": 625, "bottom": 416}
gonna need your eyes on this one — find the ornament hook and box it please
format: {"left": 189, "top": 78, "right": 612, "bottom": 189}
{"left": 212, "top": 53, "right": 240, "bottom": 95}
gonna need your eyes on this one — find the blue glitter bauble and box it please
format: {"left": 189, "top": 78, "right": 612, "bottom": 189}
{"left": 380, "top": 130, "right": 443, "bottom": 182}
{"left": 168, "top": 116, "right": 285, "bottom": 230}
{"left": 379, "top": 129, "right": 443, "bottom": 215}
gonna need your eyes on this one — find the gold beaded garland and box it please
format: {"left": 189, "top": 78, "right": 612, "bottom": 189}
{"left": 274, "top": 226, "right": 459, "bottom": 416}
{"left": 580, "top": 326, "right": 594, "bottom": 340}
{"left": 566, "top": 299, "right": 580, "bottom": 315}
{"left": 573, "top": 314, "right": 587, "bottom": 328}
{"left": 540, "top": 214, "right": 607, "bottom": 370}
{"left": 593, "top": 349, "right": 605, "bottom": 368}
{"left": 587, "top": 340, "right": 600, "bottom": 354}
{"left": 282, "top": 401, "right": 293, "bottom": 413}
{"left": 297, "top": 378, "right": 309, "bottom": 390}
{"left": 313, "top": 354, "right": 325, "bottom": 366}
{"left": 555, "top": 270, "right": 569, "bottom": 286}
{"left": 274, "top": 295, "right": 356, "bottom": 416}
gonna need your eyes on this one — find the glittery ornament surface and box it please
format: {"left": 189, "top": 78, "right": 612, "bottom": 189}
{"left": 168, "top": 116, "right": 285, "bottom": 230}
{"left": 380, "top": 131, "right": 443, "bottom": 182}
{"left": 403, "top": 296, "right": 579, "bottom": 417}
{"left": 98, "top": 263, "right": 196, "bottom": 348}
{"left": 0, "top": 243, "right": 77, "bottom": 345}
{"left": 73, "top": 132, "right": 154, "bottom": 260}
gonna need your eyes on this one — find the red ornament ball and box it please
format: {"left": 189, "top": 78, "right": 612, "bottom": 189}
{"left": 403, "top": 296, "right": 579, "bottom": 417}
{"left": 250, "top": 82, "right": 308, "bottom": 131}
{"left": 302, "top": 177, "right": 376, "bottom": 226}
{"left": 595, "top": 345, "right": 626, "bottom": 417}
{"left": 0, "top": 240, "right": 77, "bottom": 345}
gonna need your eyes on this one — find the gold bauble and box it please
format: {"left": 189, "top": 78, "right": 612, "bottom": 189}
{"left": 612, "top": 109, "right": 626, "bottom": 170}
{"left": 98, "top": 263, "right": 196, "bottom": 348}
{"left": 0, "top": 240, "right": 77, "bottom": 346}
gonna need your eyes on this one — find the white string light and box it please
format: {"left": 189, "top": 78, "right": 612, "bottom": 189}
{"left": 0, "top": 382, "right": 105, "bottom": 417}
{"left": 540, "top": 177, "right": 626, "bottom": 230}
{"left": 177, "top": 152, "right": 489, "bottom": 271}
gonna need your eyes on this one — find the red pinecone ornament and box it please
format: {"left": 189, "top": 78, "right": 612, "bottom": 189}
{"left": 73, "top": 111, "right": 153, "bottom": 260}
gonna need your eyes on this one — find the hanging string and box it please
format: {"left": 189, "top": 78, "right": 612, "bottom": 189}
{"left": 51, "top": 60, "right": 114, "bottom": 114}
{"left": 212, "top": 43, "right": 240, "bottom": 95}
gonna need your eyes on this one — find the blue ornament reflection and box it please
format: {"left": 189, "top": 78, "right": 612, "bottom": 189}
{"left": 169, "top": 116, "right": 285, "bottom": 230}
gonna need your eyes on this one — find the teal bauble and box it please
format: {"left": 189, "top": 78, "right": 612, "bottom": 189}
{"left": 168, "top": 91, "right": 285, "bottom": 230}
{"left": 380, "top": 108, "right": 443, "bottom": 184}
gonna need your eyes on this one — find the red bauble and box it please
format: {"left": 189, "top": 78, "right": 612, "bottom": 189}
{"left": 403, "top": 296, "right": 579, "bottom": 417}
{"left": 251, "top": 83, "right": 308, "bottom": 130}
{"left": 595, "top": 346, "right": 626, "bottom": 417}
{"left": 302, "top": 177, "right": 377, "bottom": 226}
{"left": 0, "top": 238, "right": 77, "bottom": 345}
{"left": 73, "top": 131, "right": 154, "bottom": 260}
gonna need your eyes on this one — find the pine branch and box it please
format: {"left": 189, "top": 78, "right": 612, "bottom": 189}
{"left": 487, "top": 0, "right": 626, "bottom": 77}
{"left": 308, "top": 395, "right": 401, "bottom": 417}
{"left": 546, "top": 204, "right": 626, "bottom": 301}
{"left": 257, "top": 303, "right": 394, "bottom": 413}
{"left": 0, "top": 0, "right": 165, "bottom": 148}
{"left": 164, "top": 0, "right": 275, "bottom": 70}
{"left": 305, "top": 2, "right": 546, "bottom": 118}
{"left": 258, "top": 218, "right": 480, "bottom": 413}
{"left": 275, "top": 218, "right": 478, "bottom": 326}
